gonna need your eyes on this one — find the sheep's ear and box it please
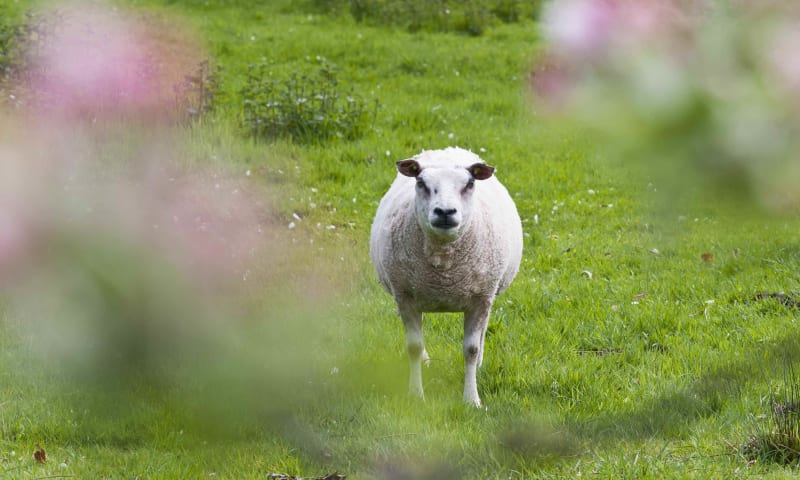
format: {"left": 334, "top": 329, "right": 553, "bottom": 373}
{"left": 468, "top": 163, "right": 495, "bottom": 180}
{"left": 397, "top": 159, "right": 422, "bottom": 177}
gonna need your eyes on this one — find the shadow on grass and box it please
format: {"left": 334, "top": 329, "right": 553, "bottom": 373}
{"left": 568, "top": 330, "right": 800, "bottom": 442}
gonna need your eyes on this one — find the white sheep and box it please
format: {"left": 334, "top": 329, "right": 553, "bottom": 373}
{"left": 369, "top": 147, "right": 523, "bottom": 406}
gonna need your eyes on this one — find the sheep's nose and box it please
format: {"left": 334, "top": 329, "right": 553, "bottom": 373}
{"left": 433, "top": 207, "right": 457, "bottom": 218}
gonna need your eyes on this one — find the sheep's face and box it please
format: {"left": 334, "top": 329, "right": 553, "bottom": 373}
{"left": 397, "top": 159, "right": 495, "bottom": 241}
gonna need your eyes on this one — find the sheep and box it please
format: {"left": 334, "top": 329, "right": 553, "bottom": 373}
{"left": 369, "top": 147, "right": 523, "bottom": 407}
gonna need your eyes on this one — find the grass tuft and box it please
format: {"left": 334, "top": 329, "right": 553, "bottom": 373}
{"left": 0, "top": 7, "right": 52, "bottom": 106}
{"left": 172, "top": 59, "right": 220, "bottom": 123}
{"left": 744, "top": 365, "right": 800, "bottom": 465}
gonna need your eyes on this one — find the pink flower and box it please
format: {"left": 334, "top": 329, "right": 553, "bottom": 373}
{"left": 26, "top": 2, "right": 204, "bottom": 122}
{"left": 542, "top": 0, "right": 691, "bottom": 63}
{"left": 542, "top": 0, "right": 616, "bottom": 60}
{"left": 0, "top": 211, "right": 30, "bottom": 277}
{"left": 0, "top": 145, "right": 49, "bottom": 286}
{"left": 149, "top": 173, "right": 272, "bottom": 286}
{"left": 765, "top": 20, "right": 800, "bottom": 95}
{"left": 529, "top": 56, "right": 575, "bottom": 111}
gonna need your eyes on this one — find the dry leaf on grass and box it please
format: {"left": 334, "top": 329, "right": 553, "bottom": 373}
{"left": 33, "top": 444, "right": 46, "bottom": 464}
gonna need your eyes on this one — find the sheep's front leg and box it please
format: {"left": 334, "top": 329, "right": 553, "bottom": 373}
{"left": 398, "top": 299, "right": 426, "bottom": 399}
{"left": 463, "top": 300, "right": 492, "bottom": 407}
{"left": 478, "top": 324, "right": 487, "bottom": 368}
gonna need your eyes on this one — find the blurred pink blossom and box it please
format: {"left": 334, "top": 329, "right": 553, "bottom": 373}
{"left": 38, "top": 13, "right": 151, "bottom": 111}
{"left": 533, "top": 0, "right": 800, "bottom": 210}
{"left": 529, "top": 57, "right": 574, "bottom": 110}
{"left": 542, "top": 0, "right": 692, "bottom": 60}
{"left": 0, "top": 143, "right": 48, "bottom": 285}
{"left": 25, "top": 2, "right": 203, "bottom": 122}
{"left": 765, "top": 21, "right": 800, "bottom": 96}
{"left": 535, "top": 0, "right": 692, "bottom": 112}
{"left": 0, "top": 2, "right": 268, "bottom": 289}
{"left": 138, "top": 170, "right": 274, "bottom": 286}
{"left": 0, "top": 210, "right": 33, "bottom": 279}
{"left": 0, "top": 138, "right": 275, "bottom": 291}
{"left": 542, "top": 0, "right": 616, "bottom": 59}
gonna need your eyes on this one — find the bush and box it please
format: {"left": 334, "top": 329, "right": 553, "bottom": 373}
{"left": 241, "top": 61, "right": 377, "bottom": 144}
{"left": 315, "top": 0, "right": 540, "bottom": 36}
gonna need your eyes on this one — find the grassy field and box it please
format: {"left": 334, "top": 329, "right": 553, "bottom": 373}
{"left": 3, "top": 0, "right": 800, "bottom": 478}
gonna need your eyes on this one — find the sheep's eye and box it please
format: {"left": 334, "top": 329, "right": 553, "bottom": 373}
{"left": 416, "top": 179, "right": 430, "bottom": 194}
{"left": 462, "top": 178, "right": 475, "bottom": 193}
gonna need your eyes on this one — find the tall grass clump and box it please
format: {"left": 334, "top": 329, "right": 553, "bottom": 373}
{"left": 316, "top": 0, "right": 540, "bottom": 35}
{"left": 744, "top": 366, "right": 800, "bottom": 465}
{"left": 0, "top": 7, "right": 24, "bottom": 79}
{"left": 0, "top": 8, "right": 53, "bottom": 109}
{"left": 173, "top": 59, "right": 220, "bottom": 123}
{"left": 241, "top": 61, "right": 377, "bottom": 144}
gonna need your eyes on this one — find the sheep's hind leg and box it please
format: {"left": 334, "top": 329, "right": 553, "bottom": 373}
{"left": 463, "top": 301, "right": 492, "bottom": 407}
{"left": 398, "top": 300, "right": 425, "bottom": 399}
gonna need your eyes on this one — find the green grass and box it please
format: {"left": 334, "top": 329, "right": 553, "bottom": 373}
{"left": 3, "top": 1, "right": 800, "bottom": 478}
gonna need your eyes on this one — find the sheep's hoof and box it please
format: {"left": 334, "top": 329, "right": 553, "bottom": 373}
{"left": 463, "top": 394, "right": 482, "bottom": 408}
{"left": 465, "top": 398, "right": 482, "bottom": 408}
{"left": 422, "top": 349, "right": 431, "bottom": 367}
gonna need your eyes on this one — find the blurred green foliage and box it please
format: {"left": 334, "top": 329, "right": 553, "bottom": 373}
{"left": 535, "top": 1, "right": 800, "bottom": 212}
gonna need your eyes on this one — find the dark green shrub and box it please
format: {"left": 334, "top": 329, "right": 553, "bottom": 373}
{"left": 241, "top": 61, "right": 377, "bottom": 144}
{"left": 490, "top": 0, "right": 538, "bottom": 23}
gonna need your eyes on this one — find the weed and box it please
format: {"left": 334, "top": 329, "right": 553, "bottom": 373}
{"left": 743, "top": 365, "right": 800, "bottom": 465}
{"left": 0, "top": 8, "right": 54, "bottom": 108}
{"left": 241, "top": 60, "right": 377, "bottom": 144}
{"left": 0, "top": 7, "right": 27, "bottom": 79}
{"left": 173, "top": 59, "right": 220, "bottom": 124}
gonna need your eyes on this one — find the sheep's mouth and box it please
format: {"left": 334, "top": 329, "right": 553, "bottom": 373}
{"left": 431, "top": 219, "right": 460, "bottom": 230}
